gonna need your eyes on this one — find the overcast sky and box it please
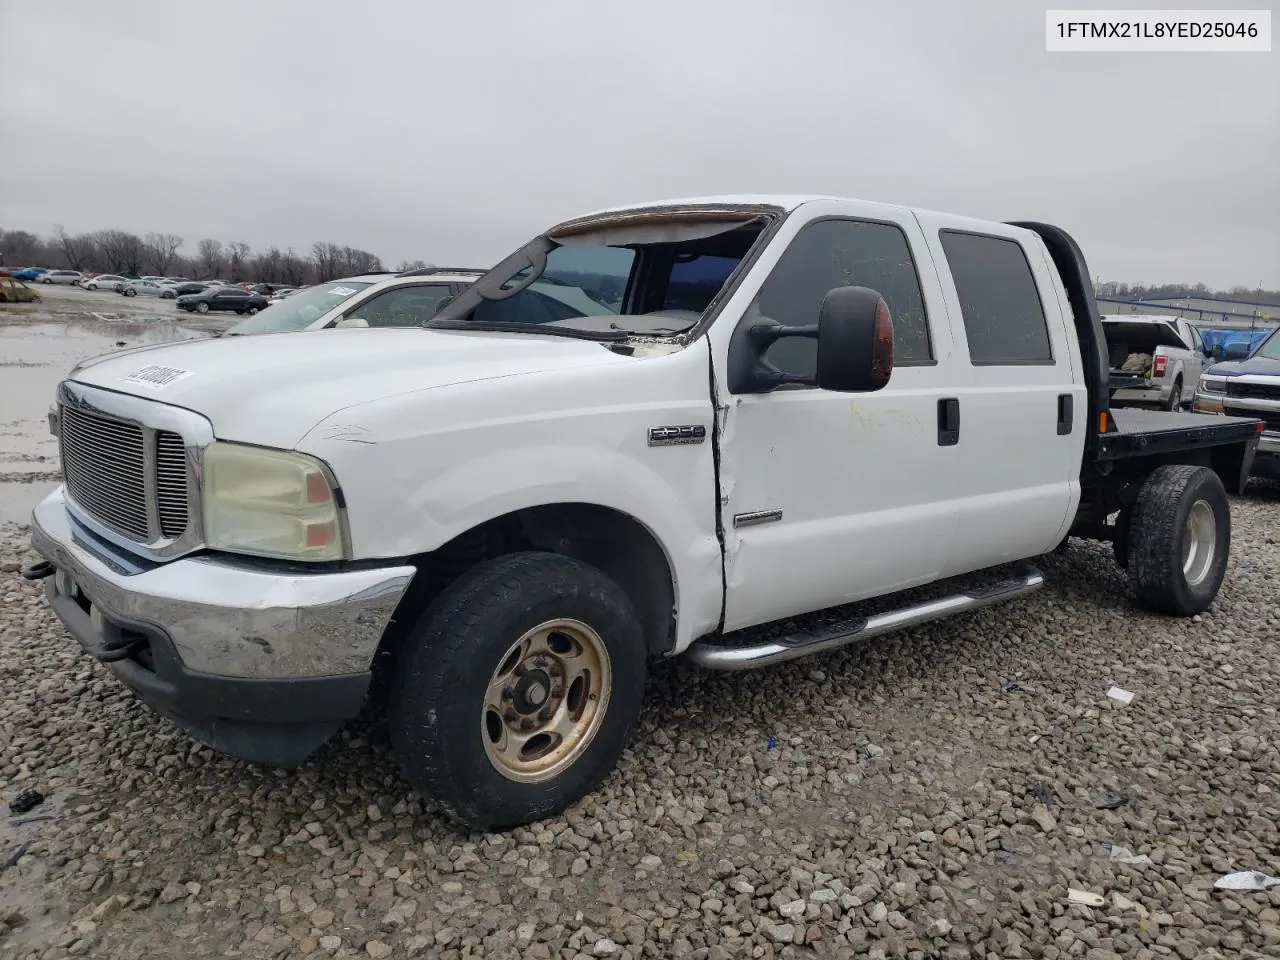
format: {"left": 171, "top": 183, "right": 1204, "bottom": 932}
{"left": 1, "top": 0, "right": 1275, "bottom": 289}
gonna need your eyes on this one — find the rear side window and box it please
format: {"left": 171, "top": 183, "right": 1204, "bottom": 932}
{"left": 940, "top": 231, "right": 1053, "bottom": 366}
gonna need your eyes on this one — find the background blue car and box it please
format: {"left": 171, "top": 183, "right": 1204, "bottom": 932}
{"left": 9, "top": 267, "right": 49, "bottom": 281}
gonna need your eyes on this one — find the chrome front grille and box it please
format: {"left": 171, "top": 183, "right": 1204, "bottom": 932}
{"left": 155, "top": 431, "right": 189, "bottom": 536}
{"left": 59, "top": 406, "right": 150, "bottom": 539}
{"left": 58, "top": 404, "right": 191, "bottom": 544}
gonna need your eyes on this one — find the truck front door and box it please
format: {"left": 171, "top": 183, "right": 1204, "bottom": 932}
{"left": 709, "top": 201, "right": 968, "bottom": 633}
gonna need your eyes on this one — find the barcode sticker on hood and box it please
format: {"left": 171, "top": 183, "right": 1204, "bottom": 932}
{"left": 122, "top": 364, "right": 193, "bottom": 390}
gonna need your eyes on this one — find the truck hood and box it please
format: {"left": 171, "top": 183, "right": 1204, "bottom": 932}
{"left": 1206, "top": 356, "right": 1280, "bottom": 378}
{"left": 68, "top": 327, "right": 626, "bottom": 448}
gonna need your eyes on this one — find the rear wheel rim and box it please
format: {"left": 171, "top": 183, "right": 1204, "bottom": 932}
{"left": 481, "top": 619, "right": 612, "bottom": 784}
{"left": 1182, "top": 499, "right": 1216, "bottom": 586}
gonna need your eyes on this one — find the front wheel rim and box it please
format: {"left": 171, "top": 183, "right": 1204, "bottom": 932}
{"left": 481, "top": 619, "right": 612, "bottom": 784}
{"left": 1182, "top": 499, "right": 1216, "bottom": 586}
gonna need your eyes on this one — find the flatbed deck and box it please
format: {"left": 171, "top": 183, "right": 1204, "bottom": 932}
{"left": 1097, "top": 407, "right": 1262, "bottom": 461}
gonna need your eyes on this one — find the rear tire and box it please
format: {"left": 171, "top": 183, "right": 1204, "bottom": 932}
{"left": 389, "top": 551, "right": 648, "bottom": 831}
{"left": 1127, "top": 465, "right": 1229, "bottom": 615}
{"left": 1166, "top": 377, "right": 1183, "bottom": 411}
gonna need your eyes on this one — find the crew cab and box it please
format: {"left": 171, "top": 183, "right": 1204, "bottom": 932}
{"left": 1104, "top": 314, "right": 1211, "bottom": 410}
{"left": 1193, "top": 324, "right": 1280, "bottom": 480}
{"left": 25, "top": 195, "right": 1263, "bottom": 831}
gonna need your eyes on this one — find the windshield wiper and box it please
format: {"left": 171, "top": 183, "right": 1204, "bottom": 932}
{"left": 426, "top": 319, "right": 627, "bottom": 342}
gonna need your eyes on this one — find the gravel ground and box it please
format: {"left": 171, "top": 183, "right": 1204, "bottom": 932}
{"left": 2, "top": 483, "right": 1278, "bottom": 959}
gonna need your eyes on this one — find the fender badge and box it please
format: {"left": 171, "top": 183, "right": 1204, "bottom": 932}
{"left": 648, "top": 425, "right": 706, "bottom": 447}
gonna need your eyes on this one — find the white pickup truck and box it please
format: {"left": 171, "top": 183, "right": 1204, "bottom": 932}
{"left": 26, "top": 195, "right": 1263, "bottom": 830}
{"left": 1104, "top": 313, "right": 1212, "bottom": 410}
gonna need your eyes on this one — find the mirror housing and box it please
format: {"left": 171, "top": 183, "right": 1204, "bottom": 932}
{"left": 726, "top": 285, "right": 894, "bottom": 394}
{"left": 336, "top": 316, "right": 368, "bottom": 329}
{"left": 814, "top": 286, "right": 894, "bottom": 392}
{"left": 1223, "top": 342, "right": 1250, "bottom": 360}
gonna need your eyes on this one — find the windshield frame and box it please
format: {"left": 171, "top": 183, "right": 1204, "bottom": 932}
{"left": 224, "top": 280, "right": 375, "bottom": 335}
{"left": 427, "top": 204, "right": 784, "bottom": 342}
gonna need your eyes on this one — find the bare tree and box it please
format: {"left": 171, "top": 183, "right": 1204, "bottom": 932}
{"left": 144, "top": 233, "right": 184, "bottom": 275}
{"left": 52, "top": 225, "right": 95, "bottom": 270}
{"left": 196, "top": 239, "right": 223, "bottom": 278}
{"left": 396, "top": 259, "right": 430, "bottom": 272}
{"left": 0, "top": 229, "right": 41, "bottom": 266}
{"left": 92, "top": 230, "right": 146, "bottom": 275}
{"left": 226, "top": 241, "right": 251, "bottom": 280}
{"left": 311, "top": 241, "right": 341, "bottom": 282}
{"left": 281, "top": 247, "right": 308, "bottom": 287}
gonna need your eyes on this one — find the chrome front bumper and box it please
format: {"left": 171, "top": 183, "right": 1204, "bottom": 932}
{"left": 30, "top": 486, "right": 415, "bottom": 680}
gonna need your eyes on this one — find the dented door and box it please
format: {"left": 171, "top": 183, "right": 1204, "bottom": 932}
{"left": 708, "top": 201, "right": 970, "bottom": 633}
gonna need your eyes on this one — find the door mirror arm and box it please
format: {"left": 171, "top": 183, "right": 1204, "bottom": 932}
{"left": 726, "top": 286, "right": 895, "bottom": 395}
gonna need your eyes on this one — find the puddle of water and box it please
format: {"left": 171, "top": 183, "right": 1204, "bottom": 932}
{"left": 0, "top": 316, "right": 209, "bottom": 524}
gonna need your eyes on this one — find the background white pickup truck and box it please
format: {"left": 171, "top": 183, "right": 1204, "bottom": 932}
{"left": 1104, "top": 313, "right": 1212, "bottom": 410}
{"left": 27, "top": 195, "right": 1262, "bottom": 830}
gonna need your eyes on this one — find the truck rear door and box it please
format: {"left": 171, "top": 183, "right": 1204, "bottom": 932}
{"left": 913, "top": 214, "right": 1087, "bottom": 573}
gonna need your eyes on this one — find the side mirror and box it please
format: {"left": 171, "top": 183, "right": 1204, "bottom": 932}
{"left": 336, "top": 316, "right": 368, "bottom": 329}
{"left": 1223, "top": 342, "right": 1249, "bottom": 360}
{"left": 814, "top": 286, "right": 894, "bottom": 392}
{"left": 726, "top": 285, "right": 894, "bottom": 393}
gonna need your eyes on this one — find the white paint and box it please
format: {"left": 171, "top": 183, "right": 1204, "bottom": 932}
{"left": 62, "top": 194, "right": 1106, "bottom": 656}
{"left": 1106, "top": 685, "right": 1135, "bottom": 704}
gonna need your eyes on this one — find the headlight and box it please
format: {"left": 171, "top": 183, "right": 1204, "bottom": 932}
{"left": 203, "top": 442, "right": 347, "bottom": 561}
{"left": 1198, "top": 375, "right": 1227, "bottom": 395}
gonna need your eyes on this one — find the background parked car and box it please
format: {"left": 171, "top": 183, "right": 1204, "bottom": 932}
{"left": 267, "top": 287, "right": 301, "bottom": 303}
{"left": 84, "top": 274, "right": 127, "bottom": 290}
{"left": 10, "top": 267, "right": 48, "bottom": 281}
{"left": 169, "top": 281, "right": 210, "bottom": 296}
{"left": 226, "top": 268, "right": 485, "bottom": 335}
{"left": 0, "top": 274, "right": 41, "bottom": 302}
{"left": 177, "top": 286, "right": 268, "bottom": 315}
{"left": 40, "top": 269, "right": 83, "bottom": 285}
{"left": 120, "top": 279, "right": 174, "bottom": 299}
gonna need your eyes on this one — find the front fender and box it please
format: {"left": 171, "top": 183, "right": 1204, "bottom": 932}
{"left": 297, "top": 344, "right": 725, "bottom": 649}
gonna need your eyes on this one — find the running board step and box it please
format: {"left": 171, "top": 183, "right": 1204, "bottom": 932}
{"left": 685, "top": 566, "right": 1045, "bottom": 671}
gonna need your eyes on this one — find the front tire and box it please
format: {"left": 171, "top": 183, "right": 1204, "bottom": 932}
{"left": 389, "top": 552, "right": 648, "bottom": 831}
{"left": 196, "top": 301, "right": 209, "bottom": 314}
{"left": 247, "top": 305, "right": 259, "bottom": 315}
{"left": 125, "top": 287, "right": 137, "bottom": 297}
{"left": 1128, "top": 465, "right": 1229, "bottom": 615}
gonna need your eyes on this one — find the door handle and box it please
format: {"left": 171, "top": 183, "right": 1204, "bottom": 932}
{"left": 1057, "top": 393, "right": 1073, "bottom": 435}
{"left": 937, "top": 398, "right": 960, "bottom": 446}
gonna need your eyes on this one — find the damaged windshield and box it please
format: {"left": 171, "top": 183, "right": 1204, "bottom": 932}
{"left": 429, "top": 213, "right": 769, "bottom": 339}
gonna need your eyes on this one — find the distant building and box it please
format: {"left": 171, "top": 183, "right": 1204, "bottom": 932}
{"left": 1095, "top": 295, "right": 1276, "bottom": 330}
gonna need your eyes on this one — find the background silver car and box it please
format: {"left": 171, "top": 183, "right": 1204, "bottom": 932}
{"left": 39, "top": 270, "right": 83, "bottom": 285}
{"left": 120, "top": 279, "right": 176, "bottom": 299}
{"left": 83, "top": 274, "right": 127, "bottom": 290}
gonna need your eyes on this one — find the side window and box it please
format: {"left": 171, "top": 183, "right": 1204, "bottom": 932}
{"left": 352, "top": 285, "right": 455, "bottom": 328}
{"left": 750, "top": 219, "right": 933, "bottom": 379}
{"left": 939, "top": 231, "right": 1053, "bottom": 366}
{"left": 662, "top": 254, "right": 740, "bottom": 312}
{"left": 1188, "top": 323, "right": 1204, "bottom": 352}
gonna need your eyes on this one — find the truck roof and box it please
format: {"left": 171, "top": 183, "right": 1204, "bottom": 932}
{"left": 565, "top": 194, "right": 1045, "bottom": 242}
